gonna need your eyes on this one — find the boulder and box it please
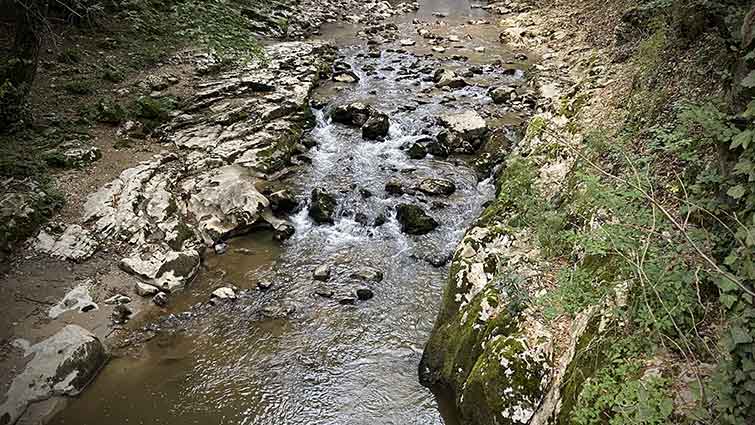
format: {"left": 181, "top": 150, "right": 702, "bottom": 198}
{"left": 182, "top": 165, "right": 269, "bottom": 244}
{"left": 426, "top": 138, "right": 450, "bottom": 157}
{"left": 490, "top": 86, "right": 516, "bottom": 104}
{"left": 309, "top": 188, "right": 337, "bottom": 224}
{"left": 417, "top": 178, "right": 456, "bottom": 196}
{"left": 439, "top": 110, "right": 487, "bottom": 140}
{"left": 333, "top": 71, "right": 360, "bottom": 83}
{"left": 407, "top": 142, "right": 428, "bottom": 159}
{"left": 331, "top": 102, "right": 373, "bottom": 127}
{"left": 211, "top": 286, "right": 237, "bottom": 301}
{"left": 42, "top": 140, "right": 102, "bottom": 168}
{"left": 273, "top": 222, "right": 296, "bottom": 241}
{"left": 49, "top": 282, "right": 97, "bottom": 319}
{"left": 269, "top": 189, "right": 298, "bottom": 214}
{"left": 362, "top": 112, "right": 390, "bottom": 140}
{"left": 257, "top": 280, "right": 273, "bottom": 290}
{"left": 356, "top": 287, "right": 374, "bottom": 300}
{"left": 111, "top": 304, "right": 132, "bottom": 323}
{"left": 433, "top": 69, "right": 468, "bottom": 89}
{"left": 135, "top": 282, "right": 159, "bottom": 297}
{"left": 395, "top": 204, "right": 438, "bottom": 235}
{"left": 153, "top": 292, "right": 169, "bottom": 307}
{"left": 104, "top": 294, "right": 131, "bottom": 305}
{"left": 336, "top": 292, "right": 358, "bottom": 305}
{"left": 354, "top": 212, "right": 369, "bottom": 226}
{"left": 385, "top": 178, "right": 405, "bottom": 196}
{"left": 373, "top": 213, "right": 387, "bottom": 227}
{"left": 1, "top": 177, "right": 62, "bottom": 255}
{"left": 438, "top": 110, "right": 488, "bottom": 154}
{"left": 331, "top": 102, "right": 390, "bottom": 139}
{"left": 120, "top": 247, "right": 201, "bottom": 292}
{"left": 0, "top": 326, "right": 107, "bottom": 425}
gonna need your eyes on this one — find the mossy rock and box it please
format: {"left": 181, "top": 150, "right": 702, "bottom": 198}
{"left": 553, "top": 311, "right": 615, "bottom": 424}
{"left": 95, "top": 99, "right": 128, "bottom": 124}
{"left": 461, "top": 333, "right": 551, "bottom": 425}
{"left": 422, "top": 280, "right": 552, "bottom": 425}
{"left": 0, "top": 178, "right": 64, "bottom": 255}
{"left": 133, "top": 95, "right": 178, "bottom": 120}
{"left": 395, "top": 203, "right": 438, "bottom": 235}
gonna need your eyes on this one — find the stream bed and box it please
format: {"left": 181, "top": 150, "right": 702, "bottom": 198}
{"left": 50, "top": 2, "right": 529, "bottom": 424}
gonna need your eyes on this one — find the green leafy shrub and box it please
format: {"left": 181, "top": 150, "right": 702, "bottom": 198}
{"left": 574, "top": 339, "right": 674, "bottom": 425}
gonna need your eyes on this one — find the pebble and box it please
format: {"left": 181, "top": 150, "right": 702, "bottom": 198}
{"left": 135, "top": 282, "right": 159, "bottom": 297}
{"left": 104, "top": 294, "right": 131, "bottom": 305}
{"left": 153, "top": 292, "right": 169, "bottom": 307}
{"left": 356, "top": 288, "right": 374, "bottom": 301}
{"left": 314, "top": 264, "right": 332, "bottom": 281}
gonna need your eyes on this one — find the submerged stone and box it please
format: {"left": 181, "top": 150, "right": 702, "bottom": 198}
{"left": 309, "top": 188, "right": 337, "bottom": 224}
{"left": 314, "top": 264, "right": 332, "bottom": 281}
{"left": 417, "top": 178, "right": 456, "bottom": 196}
{"left": 356, "top": 287, "right": 374, "bottom": 300}
{"left": 395, "top": 204, "right": 438, "bottom": 235}
{"left": 407, "top": 142, "right": 428, "bottom": 159}
{"left": 350, "top": 266, "right": 384, "bottom": 282}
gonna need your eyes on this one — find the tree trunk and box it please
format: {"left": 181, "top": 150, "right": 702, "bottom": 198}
{"left": 0, "top": 0, "right": 46, "bottom": 131}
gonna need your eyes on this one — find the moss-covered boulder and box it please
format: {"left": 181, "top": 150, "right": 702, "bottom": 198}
{"left": 395, "top": 203, "right": 438, "bottom": 235}
{"left": 420, "top": 224, "right": 554, "bottom": 425}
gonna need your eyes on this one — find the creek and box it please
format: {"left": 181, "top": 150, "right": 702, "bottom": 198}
{"left": 49, "top": 2, "right": 527, "bottom": 423}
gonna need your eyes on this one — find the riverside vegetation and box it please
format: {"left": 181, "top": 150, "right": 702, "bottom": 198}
{"left": 420, "top": 1, "right": 755, "bottom": 424}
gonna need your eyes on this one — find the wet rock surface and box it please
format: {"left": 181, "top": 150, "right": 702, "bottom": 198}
{"left": 309, "top": 188, "right": 338, "bottom": 224}
{"left": 396, "top": 204, "right": 439, "bottom": 235}
{"left": 0, "top": 326, "right": 107, "bottom": 425}
{"left": 417, "top": 178, "right": 456, "bottom": 196}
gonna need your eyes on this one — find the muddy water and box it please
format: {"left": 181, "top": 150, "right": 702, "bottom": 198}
{"left": 50, "top": 3, "right": 527, "bottom": 424}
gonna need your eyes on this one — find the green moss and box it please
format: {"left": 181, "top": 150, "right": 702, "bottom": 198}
{"left": 133, "top": 95, "right": 177, "bottom": 120}
{"left": 462, "top": 333, "right": 550, "bottom": 425}
{"left": 525, "top": 116, "right": 547, "bottom": 140}
{"left": 63, "top": 80, "right": 95, "bottom": 95}
{"left": 102, "top": 68, "right": 126, "bottom": 83}
{"left": 95, "top": 98, "right": 128, "bottom": 124}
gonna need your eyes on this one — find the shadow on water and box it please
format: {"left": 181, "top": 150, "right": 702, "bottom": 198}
{"left": 49, "top": 0, "right": 527, "bottom": 424}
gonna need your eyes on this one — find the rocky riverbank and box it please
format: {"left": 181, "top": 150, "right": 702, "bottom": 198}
{"left": 419, "top": 0, "right": 751, "bottom": 424}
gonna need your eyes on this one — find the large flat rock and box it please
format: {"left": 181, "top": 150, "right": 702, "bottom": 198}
{"left": 0, "top": 326, "right": 107, "bottom": 425}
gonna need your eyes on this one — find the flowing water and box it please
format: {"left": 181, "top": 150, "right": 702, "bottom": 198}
{"left": 50, "top": 2, "right": 527, "bottom": 424}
